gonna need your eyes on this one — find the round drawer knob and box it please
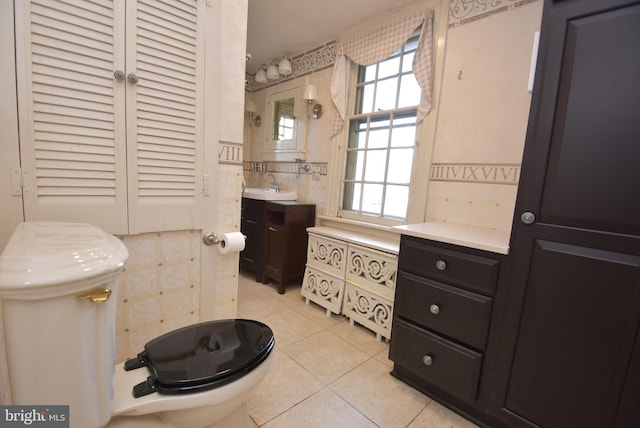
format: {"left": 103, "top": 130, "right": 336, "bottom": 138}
{"left": 435, "top": 260, "right": 447, "bottom": 271}
{"left": 423, "top": 355, "right": 433, "bottom": 366}
{"left": 429, "top": 304, "right": 440, "bottom": 315}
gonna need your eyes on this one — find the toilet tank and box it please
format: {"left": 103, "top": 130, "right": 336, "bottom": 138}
{"left": 0, "top": 222, "right": 129, "bottom": 428}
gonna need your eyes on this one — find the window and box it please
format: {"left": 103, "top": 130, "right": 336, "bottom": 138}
{"left": 341, "top": 34, "right": 420, "bottom": 223}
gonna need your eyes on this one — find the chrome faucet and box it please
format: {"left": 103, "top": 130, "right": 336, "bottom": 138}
{"left": 264, "top": 173, "right": 279, "bottom": 192}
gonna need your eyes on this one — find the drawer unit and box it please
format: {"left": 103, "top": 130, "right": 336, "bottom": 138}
{"left": 301, "top": 265, "right": 345, "bottom": 316}
{"left": 343, "top": 243, "right": 397, "bottom": 340}
{"left": 301, "top": 227, "right": 399, "bottom": 341}
{"left": 301, "top": 233, "right": 348, "bottom": 315}
{"left": 343, "top": 280, "right": 393, "bottom": 341}
{"left": 391, "top": 234, "right": 502, "bottom": 405}
{"left": 306, "top": 234, "right": 347, "bottom": 278}
{"left": 390, "top": 318, "right": 482, "bottom": 403}
{"left": 400, "top": 238, "right": 499, "bottom": 296}
{"left": 346, "top": 244, "right": 397, "bottom": 301}
{"left": 394, "top": 271, "right": 492, "bottom": 350}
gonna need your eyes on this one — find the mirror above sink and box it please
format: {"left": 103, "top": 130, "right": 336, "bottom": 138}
{"left": 243, "top": 188, "right": 297, "bottom": 201}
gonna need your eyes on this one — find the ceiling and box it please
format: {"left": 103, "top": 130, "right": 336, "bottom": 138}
{"left": 245, "top": 0, "right": 415, "bottom": 75}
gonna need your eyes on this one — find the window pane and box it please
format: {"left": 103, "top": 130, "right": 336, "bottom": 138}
{"left": 398, "top": 74, "right": 421, "bottom": 108}
{"left": 383, "top": 185, "right": 409, "bottom": 219}
{"left": 362, "top": 183, "right": 383, "bottom": 216}
{"left": 390, "top": 125, "right": 416, "bottom": 148}
{"left": 359, "top": 83, "right": 375, "bottom": 114}
{"left": 348, "top": 118, "right": 368, "bottom": 149}
{"left": 343, "top": 182, "right": 361, "bottom": 211}
{"left": 375, "top": 77, "right": 398, "bottom": 111}
{"left": 387, "top": 148, "right": 414, "bottom": 183}
{"left": 344, "top": 150, "right": 364, "bottom": 181}
{"left": 368, "top": 128, "right": 389, "bottom": 149}
{"left": 364, "top": 64, "right": 377, "bottom": 82}
{"left": 364, "top": 150, "right": 387, "bottom": 182}
{"left": 378, "top": 56, "right": 400, "bottom": 79}
{"left": 402, "top": 51, "right": 415, "bottom": 73}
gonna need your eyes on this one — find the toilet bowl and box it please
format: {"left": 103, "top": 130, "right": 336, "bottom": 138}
{"left": 0, "top": 222, "right": 274, "bottom": 428}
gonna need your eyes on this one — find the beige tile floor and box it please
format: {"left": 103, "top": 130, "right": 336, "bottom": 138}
{"left": 238, "top": 270, "right": 480, "bottom": 428}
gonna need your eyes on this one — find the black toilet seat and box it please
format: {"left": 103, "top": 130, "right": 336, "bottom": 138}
{"left": 124, "top": 319, "right": 275, "bottom": 398}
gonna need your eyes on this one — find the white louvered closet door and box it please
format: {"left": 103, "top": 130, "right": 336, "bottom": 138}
{"left": 125, "top": 0, "right": 203, "bottom": 234}
{"left": 15, "top": 0, "right": 203, "bottom": 235}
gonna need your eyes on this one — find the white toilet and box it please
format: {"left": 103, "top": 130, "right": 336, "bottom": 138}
{"left": 0, "top": 222, "right": 274, "bottom": 428}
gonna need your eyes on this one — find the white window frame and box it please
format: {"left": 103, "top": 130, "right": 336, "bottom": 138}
{"left": 326, "top": 0, "right": 449, "bottom": 229}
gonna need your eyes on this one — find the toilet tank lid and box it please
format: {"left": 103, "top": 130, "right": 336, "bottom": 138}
{"left": 0, "top": 222, "right": 129, "bottom": 295}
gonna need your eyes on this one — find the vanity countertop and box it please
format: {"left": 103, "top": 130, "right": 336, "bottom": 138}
{"left": 391, "top": 222, "right": 511, "bottom": 255}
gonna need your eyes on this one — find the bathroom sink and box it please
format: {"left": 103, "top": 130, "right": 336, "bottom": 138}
{"left": 242, "top": 188, "right": 297, "bottom": 201}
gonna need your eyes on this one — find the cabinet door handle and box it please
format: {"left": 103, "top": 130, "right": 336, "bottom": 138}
{"left": 429, "top": 304, "right": 440, "bottom": 315}
{"left": 268, "top": 226, "right": 277, "bottom": 232}
{"left": 422, "top": 355, "right": 433, "bottom": 366}
{"left": 127, "top": 73, "right": 139, "bottom": 84}
{"left": 435, "top": 260, "right": 447, "bottom": 271}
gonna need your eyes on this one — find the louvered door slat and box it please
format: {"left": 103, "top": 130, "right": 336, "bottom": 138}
{"left": 18, "top": 0, "right": 202, "bottom": 234}
{"left": 16, "top": 0, "right": 128, "bottom": 234}
{"left": 127, "top": 0, "right": 202, "bottom": 233}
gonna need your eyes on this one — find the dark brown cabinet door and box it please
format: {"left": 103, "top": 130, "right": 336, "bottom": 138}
{"left": 489, "top": 1, "right": 640, "bottom": 427}
{"left": 240, "top": 198, "right": 266, "bottom": 281}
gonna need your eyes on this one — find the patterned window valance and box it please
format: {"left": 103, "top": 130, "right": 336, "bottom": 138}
{"left": 330, "top": 8, "right": 434, "bottom": 136}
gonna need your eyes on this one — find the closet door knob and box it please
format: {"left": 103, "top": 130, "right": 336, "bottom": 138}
{"left": 127, "top": 73, "right": 139, "bottom": 84}
{"left": 521, "top": 211, "right": 536, "bottom": 224}
{"left": 114, "top": 70, "right": 125, "bottom": 80}
{"left": 422, "top": 355, "right": 433, "bottom": 366}
{"left": 435, "top": 260, "right": 447, "bottom": 271}
{"left": 429, "top": 304, "right": 440, "bottom": 315}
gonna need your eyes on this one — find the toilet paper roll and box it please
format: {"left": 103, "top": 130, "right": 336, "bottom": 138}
{"left": 218, "top": 232, "right": 246, "bottom": 254}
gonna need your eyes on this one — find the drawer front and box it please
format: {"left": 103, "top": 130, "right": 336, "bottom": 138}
{"left": 395, "top": 272, "right": 492, "bottom": 350}
{"left": 343, "top": 282, "right": 393, "bottom": 340}
{"left": 399, "top": 237, "right": 499, "bottom": 295}
{"left": 301, "top": 266, "right": 345, "bottom": 315}
{"left": 390, "top": 318, "right": 482, "bottom": 402}
{"left": 346, "top": 244, "right": 397, "bottom": 300}
{"left": 307, "top": 234, "right": 347, "bottom": 278}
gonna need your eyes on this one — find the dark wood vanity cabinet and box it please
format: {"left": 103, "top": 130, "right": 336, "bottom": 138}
{"left": 390, "top": 236, "right": 502, "bottom": 415}
{"left": 240, "top": 198, "right": 315, "bottom": 293}
{"left": 262, "top": 201, "right": 315, "bottom": 294}
{"left": 240, "top": 198, "right": 266, "bottom": 281}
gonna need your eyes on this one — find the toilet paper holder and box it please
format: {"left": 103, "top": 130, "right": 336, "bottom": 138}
{"left": 202, "top": 232, "right": 246, "bottom": 246}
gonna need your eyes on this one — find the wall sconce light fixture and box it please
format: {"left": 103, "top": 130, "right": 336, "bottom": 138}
{"left": 303, "top": 83, "right": 323, "bottom": 119}
{"left": 245, "top": 99, "right": 262, "bottom": 127}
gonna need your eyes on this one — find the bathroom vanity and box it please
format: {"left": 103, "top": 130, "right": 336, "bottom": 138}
{"left": 389, "top": 223, "right": 508, "bottom": 424}
{"left": 240, "top": 197, "right": 315, "bottom": 293}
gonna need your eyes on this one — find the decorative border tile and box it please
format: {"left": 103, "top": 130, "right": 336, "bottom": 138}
{"left": 430, "top": 163, "right": 520, "bottom": 185}
{"left": 219, "top": 141, "right": 243, "bottom": 165}
{"left": 243, "top": 161, "right": 328, "bottom": 176}
{"left": 246, "top": 41, "right": 337, "bottom": 92}
{"left": 245, "top": 1, "right": 541, "bottom": 91}
{"left": 448, "top": 0, "right": 540, "bottom": 27}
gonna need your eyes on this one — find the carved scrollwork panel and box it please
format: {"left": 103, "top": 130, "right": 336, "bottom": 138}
{"left": 301, "top": 267, "right": 345, "bottom": 315}
{"left": 343, "top": 284, "right": 393, "bottom": 340}
{"left": 347, "top": 246, "right": 397, "bottom": 299}
{"left": 308, "top": 235, "right": 347, "bottom": 278}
